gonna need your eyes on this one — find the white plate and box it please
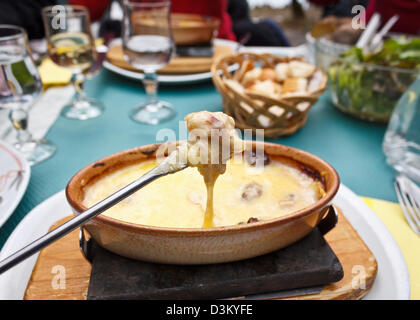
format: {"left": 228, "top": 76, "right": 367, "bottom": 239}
{"left": 0, "top": 184, "right": 410, "bottom": 300}
{"left": 103, "top": 40, "right": 310, "bottom": 84}
{"left": 0, "top": 140, "right": 30, "bottom": 228}
{"left": 241, "top": 43, "right": 310, "bottom": 58}
{"left": 103, "top": 60, "right": 219, "bottom": 84}
{"left": 334, "top": 186, "right": 410, "bottom": 300}
{"left": 104, "top": 39, "right": 238, "bottom": 84}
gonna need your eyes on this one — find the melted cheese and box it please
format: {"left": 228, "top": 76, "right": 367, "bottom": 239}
{"left": 83, "top": 158, "right": 324, "bottom": 228}
{"left": 184, "top": 111, "right": 244, "bottom": 227}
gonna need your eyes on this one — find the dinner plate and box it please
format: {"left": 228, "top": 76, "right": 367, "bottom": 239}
{"left": 0, "top": 184, "right": 410, "bottom": 300}
{"left": 0, "top": 140, "right": 31, "bottom": 228}
{"left": 103, "top": 38, "right": 239, "bottom": 85}
{"left": 103, "top": 39, "right": 310, "bottom": 84}
{"left": 103, "top": 60, "right": 221, "bottom": 84}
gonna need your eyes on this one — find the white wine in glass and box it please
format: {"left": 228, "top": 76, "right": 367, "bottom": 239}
{"left": 122, "top": 0, "right": 176, "bottom": 125}
{"left": 49, "top": 32, "right": 94, "bottom": 72}
{"left": 42, "top": 5, "right": 104, "bottom": 120}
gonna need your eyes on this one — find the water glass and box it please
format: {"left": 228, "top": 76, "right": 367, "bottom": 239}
{"left": 122, "top": 0, "right": 175, "bottom": 125}
{"left": 0, "top": 25, "right": 56, "bottom": 165}
{"left": 383, "top": 76, "right": 420, "bottom": 182}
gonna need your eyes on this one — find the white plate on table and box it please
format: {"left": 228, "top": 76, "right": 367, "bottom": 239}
{"left": 0, "top": 184, "right": 410, "bottom": 300}
{"left": 103, "top": 39, "right": 238, "bottom": 85}
{"left": 103, "top": 60, "right": 220, "bottom": 85}
{"left": 103, "top": 39, "right": 310, "bottom": 84}
{"left": 0, "top": 140, "right": 30, "bottom": 228}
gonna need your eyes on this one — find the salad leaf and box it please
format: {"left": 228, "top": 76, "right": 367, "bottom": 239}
{"left": 340, "top": 47, "right": 363, "bottom": 62}
{"left": 336, "top": 37, "right": 420, "bottom": 69}
{"left": 364, "top": 37, "right": 420, "bottom": 69}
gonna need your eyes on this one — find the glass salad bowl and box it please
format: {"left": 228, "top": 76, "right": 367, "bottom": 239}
{"left": 328, "top": 37, "right": 420, "bottom": 123}
{"left": 329, "top": 61, "right": 419, "bottom": 122}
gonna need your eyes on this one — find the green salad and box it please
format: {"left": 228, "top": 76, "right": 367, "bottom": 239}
{"left": 329, "top": 37, "right": 420, "bottom": 122}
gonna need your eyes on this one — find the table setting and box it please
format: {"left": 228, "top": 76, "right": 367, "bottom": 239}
{"left": 0, "top": 1, "right": 419, "bottom": 301}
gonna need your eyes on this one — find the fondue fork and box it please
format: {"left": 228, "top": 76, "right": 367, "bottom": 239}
{"left": 0, "top": 156, "right": 188, "bottom": 275}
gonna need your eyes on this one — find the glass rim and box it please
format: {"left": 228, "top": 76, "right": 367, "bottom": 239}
{"left": 42, "top": 5, "right": 89, "bottom": 17}
{"left": 0, "top": 24, "right": 26, "bottom": 41}
{"left": 123, "top": 0, "right": 171, "bottom": 8}
{"left": 334, "top": 56, "right": 420, "bottom": 74}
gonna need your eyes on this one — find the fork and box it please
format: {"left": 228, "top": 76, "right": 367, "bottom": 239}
{"left": 0, "top": 152, "right": 188, "bottom": 274}
{"left": 394, "top": 173, "right": 420, "bottom": 235}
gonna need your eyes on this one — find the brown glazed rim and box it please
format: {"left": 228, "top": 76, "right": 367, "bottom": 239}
{"left": 66, "top": 141, "right": 340, "bottom": 236}
{"left": 171, "top": 14, "right": 220, "bottom": 28}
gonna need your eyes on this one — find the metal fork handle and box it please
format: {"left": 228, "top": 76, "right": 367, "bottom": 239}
{"left": 0, "top": 163, "right": 187, "bottom": 275}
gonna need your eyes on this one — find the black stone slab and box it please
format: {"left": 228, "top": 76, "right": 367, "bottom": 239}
{"left": 175, "top": 44, "right": 214, "bottom": 57}
{"left": 87, "top": 228, "right": 343, "bottom": 300}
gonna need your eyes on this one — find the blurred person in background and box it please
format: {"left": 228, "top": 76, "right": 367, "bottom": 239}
{"left": 67, "top": 0, "right": 110, "bottom": 21}
{"left": 0, "top": 0, "right": 57, "bottom": 39}
{"left": 309, "top": 0, "right": 369, "bottom": 17}
{"left": 228, "top": 0, "right": 290, "bottom": 46}
{"left": 366, "top": 0, "right": 420, "bottom": 35}
{"left": 70, "top": 0, "right": 291, "bottom": 46}
{"left": 68, "top": 0, "right": 237, "bottom": 41}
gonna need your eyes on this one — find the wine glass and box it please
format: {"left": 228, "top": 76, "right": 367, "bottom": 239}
{"left": 42, "top": 5, "right": 104, "bottom": 120}
{"left": 122, "top": 0, "right": 176, "bottom": 125}
{"left": 0, "top": 25, "right": 56, "bottom": 165}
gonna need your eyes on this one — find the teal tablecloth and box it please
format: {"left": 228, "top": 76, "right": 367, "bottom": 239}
{"left": 0, "top": 68, "right": 397, "bottom": 249}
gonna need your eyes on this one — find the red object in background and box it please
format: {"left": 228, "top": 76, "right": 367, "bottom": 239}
{"left": 366, "top": 0, "right": 420, "bottom": 35}
{"left": 309, "top": 0, "right": 420, "bottom": 35}
{"left": 67, "top": 0, "right": 110, "bottom": 21}
{"left": 68, "top": 0, "right": 236, "bottom": 40}
{"left": 171, "top": 0, "right": 236, "bottom": 41}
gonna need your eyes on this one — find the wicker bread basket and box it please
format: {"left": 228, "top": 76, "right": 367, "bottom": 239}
{"left": 211, "top": 53, "right": 327, "bottom": 139}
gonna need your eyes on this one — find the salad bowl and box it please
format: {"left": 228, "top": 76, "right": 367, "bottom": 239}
{"left": 329, "top": 37, "right": 420, "bottom": 122}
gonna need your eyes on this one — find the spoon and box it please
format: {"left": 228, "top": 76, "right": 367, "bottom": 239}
{"left": 356, "top": 13, "right": 381, "bottom": 50}
{"left": 368, "top": 15, "right": 399, "bottom": 51}
{"left": 0, "top": 152, "right": 188, "bottom": 275}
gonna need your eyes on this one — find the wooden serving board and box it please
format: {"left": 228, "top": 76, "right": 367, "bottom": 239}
{"left": 106, "top": 44, "right": 232, "bottom": 75}
{"left": 24, "top": 207, "right": 377, "bottom": 300}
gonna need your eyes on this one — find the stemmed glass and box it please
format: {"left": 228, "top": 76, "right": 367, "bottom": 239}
{"left": 42, "top": 5, "right": 104, "bottom": 120}
{"left": 0, "top": 25, "right": 56, "bottom": 165}
{"left": 122, "top": 0, "right": 176, "bottom": 125}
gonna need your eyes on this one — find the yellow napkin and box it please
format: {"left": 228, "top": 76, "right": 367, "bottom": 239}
{"left": 38, "top": 58, "right": 72, "bottom": 87}
{"left": 363, "top": 197, "right": 420, "bottom": 300}
{"left": 38, "top": 39, "right": 104, "bottom": 87}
